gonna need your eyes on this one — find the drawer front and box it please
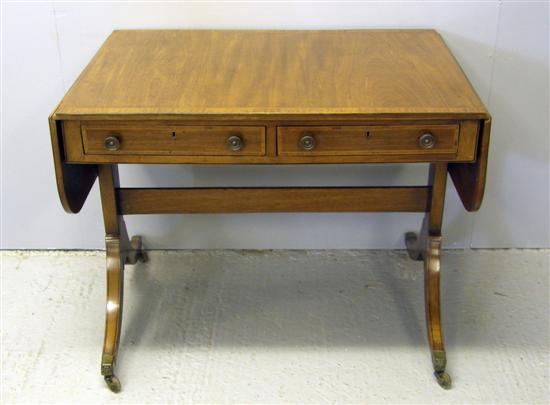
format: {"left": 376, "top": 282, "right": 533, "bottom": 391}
{"left": 82, "top": 124, "right": 266, "bottom": 156}
{"left": 277, "top": 125, "right": 459, "bottom": 156}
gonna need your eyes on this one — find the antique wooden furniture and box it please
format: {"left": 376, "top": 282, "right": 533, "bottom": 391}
{"left": 49, "top": 30, "right": 491, "bottom": 392}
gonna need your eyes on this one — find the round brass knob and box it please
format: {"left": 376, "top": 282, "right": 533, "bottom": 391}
{"left": 299, "top": 134, "right": 316, "bottom": 151}
{"left": 104, "top": 136, "right": 120, "bottom": 151}
{"left": 227, "top": 135, "right": 244, "bottom": 151}
{"left": 419, "top": 133, "right": 436, "bottom": 149}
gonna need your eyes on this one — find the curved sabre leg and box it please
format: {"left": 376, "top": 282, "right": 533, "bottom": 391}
{"left": 101, "top": 236, "right": 124, "bottom": 392}
{"left": 405, "top": 163, "right": 452, "bottom": 389}
{"left": 424, "top": 235, "right": 452, "bottom": 389}
{"left": 98, "top": 165, "right": 149, "bottom": 393}
{"left": 100, "top": 233, "right": 147, "bottom": 393}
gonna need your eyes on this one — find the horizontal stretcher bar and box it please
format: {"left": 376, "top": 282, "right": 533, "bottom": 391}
{"left": 116, "top": 187, "right": 430, "bottom": 214}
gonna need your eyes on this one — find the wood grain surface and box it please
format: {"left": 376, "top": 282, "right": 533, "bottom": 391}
{"left": 116, "top": 187, "right": 430, "bottom": 214}
{"left": 53, "top": 30, "right": 488, "bottom": 119}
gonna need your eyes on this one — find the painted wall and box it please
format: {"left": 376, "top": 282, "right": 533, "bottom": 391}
{"left": 1, "top": 1, "right": 548, "bottom": 249}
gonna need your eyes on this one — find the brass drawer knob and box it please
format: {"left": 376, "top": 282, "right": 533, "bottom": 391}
{"left": 419, "top": 133, "right": 436, "bottom": 149}
{"left": 227, "top": 135, "right": 244, "bottom": 151}
{"left": 104, "top": 136, "right": 121, "bottom": 151}
{"left": 299, "top": 134, "right": 316, "bottom": 151}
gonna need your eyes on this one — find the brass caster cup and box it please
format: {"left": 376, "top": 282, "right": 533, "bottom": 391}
{"left": 435, "top": 371, "right": 452, "bottom": 389}
{"left": 104, "top": 375, "right": 121, "bottom": 393}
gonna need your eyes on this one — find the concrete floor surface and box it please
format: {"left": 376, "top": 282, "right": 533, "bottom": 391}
{"left": 1, "top": 249, "right": 548, "bottom": 404}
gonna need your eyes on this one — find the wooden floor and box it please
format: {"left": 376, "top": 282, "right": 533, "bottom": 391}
{"left": 2, "top": 249, "right": 548, "bottom": 404}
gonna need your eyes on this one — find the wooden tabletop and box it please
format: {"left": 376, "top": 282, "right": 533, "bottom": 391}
{"left": 53, "top": 29, "right": 488, "bottom": 119}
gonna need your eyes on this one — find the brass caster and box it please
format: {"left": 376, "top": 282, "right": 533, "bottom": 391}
{"left": 104, "top": 374, "right": 121, "bottom": 393}
{"left": 435, "top": 371, "right": 452, "bottom": 389}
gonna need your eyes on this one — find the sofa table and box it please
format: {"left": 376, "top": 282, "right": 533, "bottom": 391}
{"left": 49, "top": 29, "right": 491, "bottom": 392}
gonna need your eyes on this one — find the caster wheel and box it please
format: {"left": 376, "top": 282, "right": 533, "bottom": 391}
{"left": 435, "top": 371, "right": 452, "bottom": 389}
{"left": 104, "top": 375, "right": 121, "bottom": 393}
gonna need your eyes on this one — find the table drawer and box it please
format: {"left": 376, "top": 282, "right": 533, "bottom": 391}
{"left": 82, "top": 124, "right": 266, "bottom": 156}
{"left": 277, "top": 125, "right": 459, "bottom": 156}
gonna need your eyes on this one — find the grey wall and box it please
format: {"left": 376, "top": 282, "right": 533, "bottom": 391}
{"left": 1, "top": 1, "right": 549, "bottom": 249}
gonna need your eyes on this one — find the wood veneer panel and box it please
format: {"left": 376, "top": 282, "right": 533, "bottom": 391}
{"left": 53, "top": 30, "right": 488, "bottom": 119}
{"left": 117, "top": 187, "right": 430, "bottom": 214}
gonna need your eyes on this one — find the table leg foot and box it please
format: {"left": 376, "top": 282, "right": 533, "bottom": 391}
{"left": 101, "top": 236, "right": 124, "bottom": 393}
{"left": 102, "top": 355, "right": 122, "bottom": 393}
{"left": 435, "top": 370, "right": 452, "bottom": 389}
{"left": 126, "top": 235, "right": 147, "bottom": 264}
{"left": 104, "top": 375, "right": 122, "bottom": 393}
{"left": 432, "top": 350, "right": 452, "bottom": 389}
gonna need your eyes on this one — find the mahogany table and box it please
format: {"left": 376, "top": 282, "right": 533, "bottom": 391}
{"left": 49, "top": 29, "right": 491, "bottom": 392}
